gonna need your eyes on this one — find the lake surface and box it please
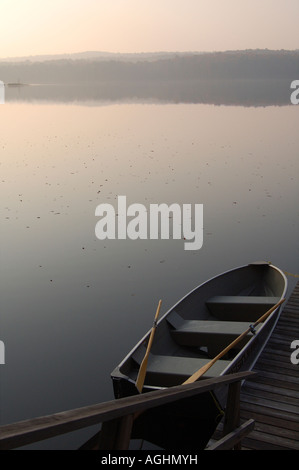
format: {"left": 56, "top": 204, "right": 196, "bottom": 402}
{"left": 0, "top": 81, "right": 298, "bottom": 448}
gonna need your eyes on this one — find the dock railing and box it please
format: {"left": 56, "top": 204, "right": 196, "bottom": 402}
{"left": 0, "top": 371, "right": 255, "bottom": 450}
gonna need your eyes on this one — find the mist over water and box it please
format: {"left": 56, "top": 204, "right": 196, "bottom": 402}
{"left": 3, "top": 78, "right": 295, "bottom": 107}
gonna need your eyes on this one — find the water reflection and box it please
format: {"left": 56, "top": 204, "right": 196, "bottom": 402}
{"left": 0, "top": 96, "right": 298, "bottom": 449}
{"left": 4, "top": 79, "right": 293, "bottom": 106}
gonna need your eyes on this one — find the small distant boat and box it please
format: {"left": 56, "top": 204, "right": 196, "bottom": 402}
{"left": 6, "top": 82, "right": 27, "bottom": 87}
{"left": 111, "top": 261, "right": 287, "bottom": 449}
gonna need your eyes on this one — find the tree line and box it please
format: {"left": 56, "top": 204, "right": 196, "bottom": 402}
{"left": 0, "top": 50, "right": 298, "bottom": 84}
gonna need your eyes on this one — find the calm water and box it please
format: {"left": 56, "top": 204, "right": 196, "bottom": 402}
{"left": 1, "top": 82, "right": 298, "bottom": 448}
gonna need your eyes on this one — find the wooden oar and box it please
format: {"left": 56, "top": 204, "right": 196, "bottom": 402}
{"left": 183, "top": 298, "right": 285, "bottom": 385}
{"left": 135, "top": 300, "right": 162, "bottom": 393}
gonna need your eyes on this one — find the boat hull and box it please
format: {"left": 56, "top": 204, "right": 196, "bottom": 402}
{"left": 111, "top": 262, "right": 287, "bottom": 449}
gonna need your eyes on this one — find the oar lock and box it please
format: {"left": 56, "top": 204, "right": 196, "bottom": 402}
{"left": 249, "top": 324, "right": 256, "bottom": 335}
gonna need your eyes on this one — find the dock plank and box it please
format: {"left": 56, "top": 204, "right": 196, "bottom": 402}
{"left": 240, "top": 281, "right": 299, "bottom": 450}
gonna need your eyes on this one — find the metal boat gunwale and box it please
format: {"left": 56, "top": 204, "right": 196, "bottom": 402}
{"left": 112, "top": 262, "right": 287, "bottom": 392}
{"left": 219, "top": 263, "right": 287, "bottom": 377}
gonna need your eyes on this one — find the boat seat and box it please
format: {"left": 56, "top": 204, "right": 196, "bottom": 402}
{"left": 206, "top": 295, "right": 280, "bottom": 321}
{"left": 167, "top": 310, "right": 261, "bottom": 350}
{"left": 132, "top": 348, "right": 230, "bottom": 387}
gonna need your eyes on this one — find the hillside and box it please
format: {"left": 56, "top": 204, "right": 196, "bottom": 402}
{"left": 0, "top": 50, "right": 298, "bottom": 85}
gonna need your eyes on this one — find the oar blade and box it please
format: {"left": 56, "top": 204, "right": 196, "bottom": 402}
{"left": 183, "top": 362, "right": 213, "bottom": 385}
{"left": 136, "top": 357, "right": 149, "bottom": 393}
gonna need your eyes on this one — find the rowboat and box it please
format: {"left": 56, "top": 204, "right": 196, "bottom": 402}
{"left": 111, "top": 261, "right": 287, "bottom": 450}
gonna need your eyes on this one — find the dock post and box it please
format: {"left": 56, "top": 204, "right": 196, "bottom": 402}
{"left": 222, "top": 381, "right": 241, "bottom": 449}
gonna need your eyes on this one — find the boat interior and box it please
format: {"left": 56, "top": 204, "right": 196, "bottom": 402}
{"left": 118, "top": 264, "right": 285, "bottom": 388}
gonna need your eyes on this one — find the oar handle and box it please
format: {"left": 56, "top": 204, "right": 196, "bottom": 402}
{"left": 145, "top": 300, "right": 162, "bottom": 353}
{"left": 135, "top": 300, "right": 162, "bottom": 393}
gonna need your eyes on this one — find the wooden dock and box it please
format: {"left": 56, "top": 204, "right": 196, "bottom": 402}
{"left": 0, "top": 371, "right": 254, "bottom": 450}
{"left": 239, "top": 281, "right": 299, "bottom": 450}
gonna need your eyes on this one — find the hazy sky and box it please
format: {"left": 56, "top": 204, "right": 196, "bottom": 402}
{"left": 0, "top": 0, "right": 298, "bottom": 58}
